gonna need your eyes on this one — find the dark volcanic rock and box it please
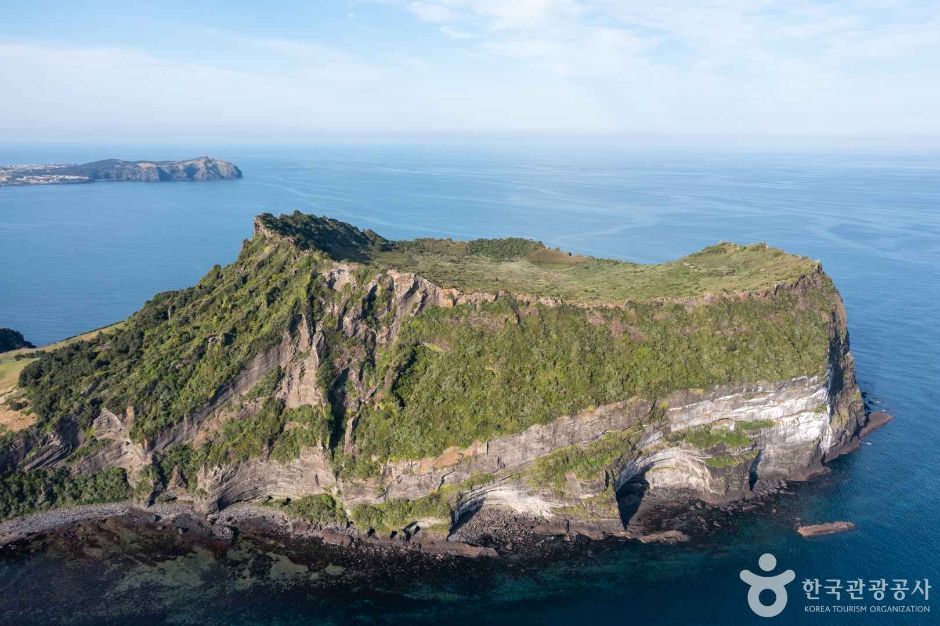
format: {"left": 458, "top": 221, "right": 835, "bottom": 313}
{"left": 861, "top": 411, "right": 893, "bottom": 437}
{"left": 0, "top": 328, "right": 34, "bottom": 353}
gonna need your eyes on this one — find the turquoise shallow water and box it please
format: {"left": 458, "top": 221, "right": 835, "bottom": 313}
{"left": 0, "top": 144, "right": 938, "bottom": 624}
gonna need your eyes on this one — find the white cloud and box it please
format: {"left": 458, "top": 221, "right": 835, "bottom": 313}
{"left": 0, "top": 38, "right": 614, "bottom": 139}
{"left": 439, "top": 25, "right": 473, "bottom": 39}
{"left": 384, "top": 0, "right": 940, "bottom": 134}
{"left": 407, "top": 1, "right": 459, "bottom": 23}
{"left": 405, "top": 0, "right": 580, "bottom": 29}
{"left": 396, "top": 0, "right": 940, "bottom": 78}
{"left": 2, "top": 2, "right": 940, "bottom": 139}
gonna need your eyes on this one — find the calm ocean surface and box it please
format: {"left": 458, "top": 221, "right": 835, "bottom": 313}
{"left": 0, "top": 144, "right": 937, "bottom": 624}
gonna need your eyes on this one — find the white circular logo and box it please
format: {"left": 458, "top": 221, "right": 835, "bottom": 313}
{"left": 740, "top": 553, "right": 796, "bottom": 618}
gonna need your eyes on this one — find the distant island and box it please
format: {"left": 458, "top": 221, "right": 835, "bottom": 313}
{"left": 0, "top": 156, "right": 242, "bottom": 186}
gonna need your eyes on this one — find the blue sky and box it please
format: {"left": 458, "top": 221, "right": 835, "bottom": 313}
{"left": 1, "top": 0, "right": 939, "bottom": 143}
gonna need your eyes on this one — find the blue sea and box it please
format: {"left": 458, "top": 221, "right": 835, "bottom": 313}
{"left": 0, "top": 143, "right": 938, "bottom": 625}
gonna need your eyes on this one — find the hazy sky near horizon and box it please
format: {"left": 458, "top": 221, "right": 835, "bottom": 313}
{"left": 1, "top": 0, "right": 939, "bottom": 143}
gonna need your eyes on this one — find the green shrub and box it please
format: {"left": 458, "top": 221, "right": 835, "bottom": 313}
{"left": 204, "top": 398, "right": 286, "bottom": 467}
{"left": 153, "top": 444, "right": 200, "bottom": 487}
{"left": 527, "top": 429, "right": 639, "bottom": 491}
{"left": 0, "top": 468, "right": 130, "bottom": 520}
{"left": 670, "top": 426, "right": 752, "bottom": 450}
{"left": 459, "top": 472, "right": 496, "bottom": 490}
{"left": 245, "top": 367, "right": 283, "bottom": 401}
{"left": 348, "top": 475, "right": 494, "bottom": 533}
{"left": 270, "top": 405, "right": 332, "bottom": 462}
{"left": 269, "top": 494, "right": 348, "bottom": 526}
{"left": 706, "top": 454, "right": 751, "bottom": 468}
{"left": 351, "top": 489, "right": 452, "bottom": 533}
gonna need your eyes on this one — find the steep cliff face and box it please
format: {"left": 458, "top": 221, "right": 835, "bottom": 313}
{"left": 2, "top": 212, "right": 877, "bottom": 539}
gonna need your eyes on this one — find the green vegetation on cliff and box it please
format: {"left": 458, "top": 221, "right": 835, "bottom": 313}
{"left": 349, "top": 474, "right": 493, "bottom": 533}
{"left": 670, "top": 425, "right": 750, "bottom": 449}
{"left": 11, "top": 212, "right": 838, "bottom": 479}
{"left": 267, "top": 494, "right": 348, "bottom": 526}
{"left": 666, "top": 420, "right": 773, "bottom": 451}
{"left": 355, "top": 285, "right": 832, "bottom": 461}
{"left": 153, "top": 444, "right": 200, "bottom": 487}
{"left": 18, "top": 235, "right": 325, "bottom": 441}
{"left": 0, "top": 468, "right": 130, "bottom": 520}
{"left": 203, "top": 400, "right": 331, "bottom": 467}
{"left": 351, "top": 491, "right": 452, "bottom": 533}
{"left": 148, "top": 398, "right": 332, "bottom": 484}
{"left": 526, "top": 429, "right": 641, "bottom": 492}
{"left": 706, "top": 453, "right": 755, "bottom": 468}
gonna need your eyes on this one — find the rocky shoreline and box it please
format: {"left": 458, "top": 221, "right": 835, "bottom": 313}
{"left": 0, "top": 406, "right": 890, "bottom": 559}
{"left": 0, "top": 477, "right": 820, "bottom": 559}
{"left": 0, "top": 500, "right": 498, "bottom": 558}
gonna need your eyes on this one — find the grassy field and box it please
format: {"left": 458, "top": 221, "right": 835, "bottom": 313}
{"left": 374, "top": 240, "right": 818, "bottom": 303}
{"left": 0, "top": 360, "right": 26, "bottom": 394}
{"left": 259, "top": 212, "right": 821, "bottom": 303}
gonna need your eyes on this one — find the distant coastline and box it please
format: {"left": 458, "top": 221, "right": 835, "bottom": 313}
{"left": 0, "top": 156, "right": 241, "bottom": 186}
